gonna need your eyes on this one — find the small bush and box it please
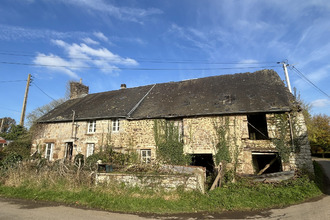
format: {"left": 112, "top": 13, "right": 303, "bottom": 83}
{"left": 74, "top": 153, "right": 85, "bottom": 167}
{"left": 0, "top": 152, "right": 22, "bottom": 169}
{"left": 3, "top": 139, "right": 31, "bottom": 160}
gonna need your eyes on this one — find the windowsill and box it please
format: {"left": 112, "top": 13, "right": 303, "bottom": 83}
{"left": 248, "top": 138, "right": 270, "bottom": 141}
{"left": 246, "top": 139, "right": 271, "bottom": 142}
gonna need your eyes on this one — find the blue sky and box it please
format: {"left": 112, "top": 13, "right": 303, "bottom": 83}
{"left": 0, "top": 0, "right": 329, "bottom": 126}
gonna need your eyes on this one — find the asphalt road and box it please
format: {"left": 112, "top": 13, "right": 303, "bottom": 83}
{"left": 0, "top": 158, "right": 329, "bottom": 220}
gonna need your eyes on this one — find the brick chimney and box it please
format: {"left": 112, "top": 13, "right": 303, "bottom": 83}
{"left": 70, "top": 79, "right": 89, "bottom": 99}
{"left": 121, "top": 84, "right": 127, "bottom": 89}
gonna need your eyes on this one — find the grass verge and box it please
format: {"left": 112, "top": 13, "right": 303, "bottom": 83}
{"left": 0, "top": 163, "right": 323, "bottom": 214}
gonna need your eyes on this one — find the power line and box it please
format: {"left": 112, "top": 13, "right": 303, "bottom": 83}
{"left": 291, "top": 66, "right": 330, "bottom": 99}
{"left": 0, "top": 51, "right": 277, "bottom": 65}
{"left": 0, "top": 61, "right": 278, "bottom": 71}
{"left": 0, "top": 80, "right": 27, "bottom": 83}
{"left": 31, "top": 81, "right": 57, "bottom": 102}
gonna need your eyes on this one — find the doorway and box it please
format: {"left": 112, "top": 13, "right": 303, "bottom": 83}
{"left": 65, "top": 142, "right": 73, "bottom": 161}
{"left": 190, "top": 154, "right": 214, "bottom": 176}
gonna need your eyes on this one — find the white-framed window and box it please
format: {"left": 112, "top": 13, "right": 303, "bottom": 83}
{"left": 112, "top": 119, "right": 120, "bottom": 132}
{"left": 86, "top": 143, "right": 95, "bottom": 157}
{"left": 141, "top": 149, "right": 151, "bottom": 164}
{"left": 87, "top": 120, "right": 96, "bottom": 133}
{"left": 45, "top": 143, "right": 54, "bottom": 161}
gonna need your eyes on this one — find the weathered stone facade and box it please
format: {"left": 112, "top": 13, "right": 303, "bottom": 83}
{"left": 96, "top": 165, "right": 206, "bottom": 193}
{"left": 96, "top": 173, "right": 204, "bottom": 192}
{"left": 32, "top": 111, "right": 313, "bottom": 175}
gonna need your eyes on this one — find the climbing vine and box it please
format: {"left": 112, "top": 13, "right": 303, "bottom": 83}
{"left": 272, "top": 114, "right": 291, "bottom": 163}
{"left": 153, "top": 119, "right": 191, "bottom": 165}
{"left": 232, "top": 117, "right": 240, "bottom": 174}
{"left": 213, "top": 117, "right": 231, "bottom": 165}
{"left": 290, "top": 112, "right": 303, "bottom": 153}
{"left": 272, "top": 111, "right": 304, "bottom": 163}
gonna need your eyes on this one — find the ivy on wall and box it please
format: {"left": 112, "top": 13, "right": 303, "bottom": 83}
{"left": 272, "top": 112, "right": 303, "bottom": 163}
{"left": 273, "top": 114, "right": 291, "bottom": 163}
{"left": 153, "top": 119, "right": 191, "bottom": 165}
{"left": 213, "top": 117, "right": 231, "bottom": 165}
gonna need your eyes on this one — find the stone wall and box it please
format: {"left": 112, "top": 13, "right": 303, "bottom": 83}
{"left": 32, "top": 119, "right": 157, "bottom": 161}
{"left": 32, "top": 111, "right": 313, "bottom": 175}
{"left": 96, "top": 169, "right": 205, "bottom": 193}
{"left": 289, "top": 112, "right": 314, "bottom": 172}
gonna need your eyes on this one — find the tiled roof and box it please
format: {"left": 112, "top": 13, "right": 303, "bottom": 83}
{"left": 38, "top": 69, "right": 294, "bottom": 122}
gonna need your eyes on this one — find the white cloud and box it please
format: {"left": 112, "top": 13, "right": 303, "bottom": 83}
{"left": 57, "top": 0, "right": 162, "bottom": 23}
{"left": 34, "top": 39, "right": 138, "bottom": 78}
{"left": 93, "top": 32, "right": 108, "bottom": 42}
{"left": 52, "top": 39, "right": 138, "bottom": 66}
{"left": 239, "top": 59, "right": 259, "bottom": 64}
{"left": 311, "top": 99, "right": 330, "bottom": 108}
{"left": 82, "top": 37, "right": 99, "bottom": 45}
{"left": 33, "top": 53, "right": 79, "bottom": 79}
{"left": 0, "top": 24, "right": 88, "bottom": 41}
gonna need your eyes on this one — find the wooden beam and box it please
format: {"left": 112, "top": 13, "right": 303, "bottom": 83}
{"left": 210, "top": 162, "right": 222, "bottom": 190}
{"left": 257, "top": 157, "right": 278, "bottom": 175}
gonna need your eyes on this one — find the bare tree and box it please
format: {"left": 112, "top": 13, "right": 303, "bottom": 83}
{"left": 26, "top": 98, "right": 66, "bottom": 127}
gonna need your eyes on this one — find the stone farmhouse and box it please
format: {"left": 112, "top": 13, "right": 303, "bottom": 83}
{"left": 31, "top": 69, "right": 313, "bottom": 175}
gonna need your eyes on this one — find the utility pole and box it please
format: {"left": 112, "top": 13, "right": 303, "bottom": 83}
{"left": 0, "top": 118, "right": 4, "bottom": 133}
{"left": 279, "top": 61, "right": 292, "bottom": 93}
{"left": 20, "top": 74, "right": 31, "bottom": 126}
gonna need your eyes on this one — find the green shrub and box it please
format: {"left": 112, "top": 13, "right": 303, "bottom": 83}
{"left": 156, "top": 141, "right": 190, "bottom": 165}
{"left": 3, "top": 139, "right": 31, "bottom": 159}
{"left": 74, "top": 153, "right": 85, "bottom": 167}
{"left": 0, "top": 152, "right": 22, "bottom": 168}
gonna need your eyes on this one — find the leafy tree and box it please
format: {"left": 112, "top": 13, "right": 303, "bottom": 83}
{"left": 292, "top": 95, "right": 329, "bottom": 157}
{"left": 308, "top": 114, "right": 330, "bottom": 157}
{"left": 0, "top": 117, "right": 16, "bottom": 133}
{"left": 1, "top": 125, "right": 31, "bottom": 162}
{"left": 1, "top": 125, "right": 26, "bottom": 141}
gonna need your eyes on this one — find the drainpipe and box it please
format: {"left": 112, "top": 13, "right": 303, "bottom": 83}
{"left": 288, "top": 113, "right": 295, "bottom": 151}
{"left": 71, "top": 110, "right": 76, "bottom": 139}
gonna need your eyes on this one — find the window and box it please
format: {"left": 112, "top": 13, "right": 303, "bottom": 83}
{"left": 87, "top": 120, "right": 96, "bottom": 133}
{"left": 86, "top": 143, "right": 95, "bottom": 157}
{"left": 112, "top": 119, "right": 120, "bottom": 132}
{"left": 45, "top": 143, "right": 54, "bottom": 161}
{"left": 141, "top": 149, "right": 151, "bottom": 164}
{"left": 247, "top": 114, "right": 269, "bottom": 140}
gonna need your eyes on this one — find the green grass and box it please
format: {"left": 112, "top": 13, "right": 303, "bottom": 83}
{"left": 0, "top": 160, "right": 324, "bottom": 214}
{"left": 0, "top": 173, "right": 322, "bottom": 214}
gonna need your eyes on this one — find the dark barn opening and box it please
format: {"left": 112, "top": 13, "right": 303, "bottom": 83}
{"left": 252, "top": 152, "right": 282, "bottom": 174}
{"left": 190, "top": 154, "right": 214, "bottom": 176}
{"left": 247, "top": 114, "right": 269, "bottom": 140}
